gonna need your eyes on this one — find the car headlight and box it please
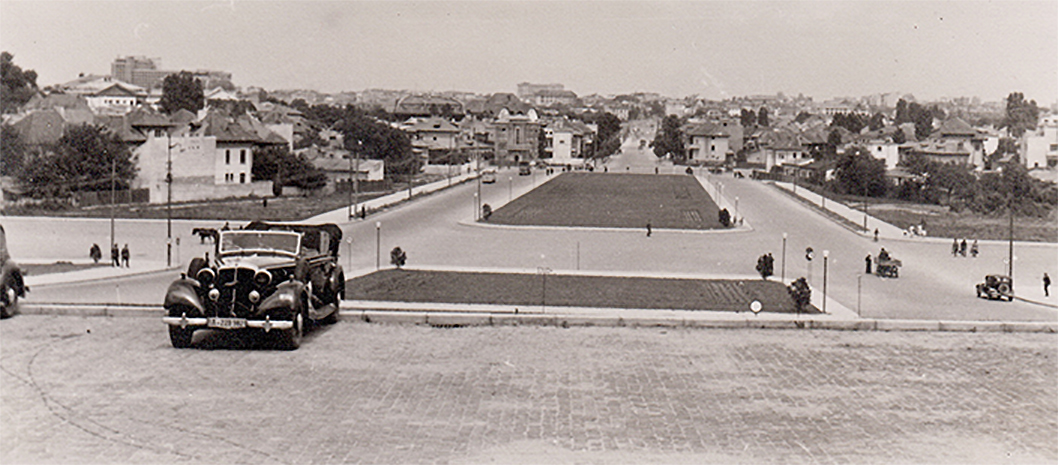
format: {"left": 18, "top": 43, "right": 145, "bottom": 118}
{"left": 208, "top": 288, "right": 220, "bottom": 301}
{"left": 197, "top": 268, "right": 215, "bottom": 284}
{"left": 254, "top": 270, "right": 272, "bottom": 288}
{"left": 248, "top": 290, "right": 260, "bottom": 303}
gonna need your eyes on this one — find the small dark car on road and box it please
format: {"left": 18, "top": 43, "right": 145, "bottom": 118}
{"left": 162, "top": 222, "right": 344, "bottom": 349}
{"left": 976, "top": 274, "right": 1014, "bottom": 301}
{"left": 1, "top": 225, "right": 28, "bottom": 319}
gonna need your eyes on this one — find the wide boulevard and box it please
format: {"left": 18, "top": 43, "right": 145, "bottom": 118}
{"left": 6, "top": 131, "right": 1057, "bottom": 321}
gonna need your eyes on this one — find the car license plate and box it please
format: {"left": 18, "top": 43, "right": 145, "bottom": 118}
{"left": 208, "top": 317, "right": 246, "bottom": 329}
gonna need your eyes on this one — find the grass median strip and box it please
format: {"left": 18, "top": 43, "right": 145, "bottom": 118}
{"left": 347, "top": 269, "right": 816, "bottom": 314}
{"left": 485, "top": 172, "right": 724, "bottom": 230}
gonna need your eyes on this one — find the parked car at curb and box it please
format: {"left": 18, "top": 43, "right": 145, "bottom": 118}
{"left": 1, "top": 225, "right": 28, "bottom": 319}
{"left": 481, "top": 169, "right": 497, "bottom": 184}
{"left": 976, "top": 274, "right": 1014, "bottom": 302}
{"left": 162, "top": 222, "right": 344, "bottom": 349}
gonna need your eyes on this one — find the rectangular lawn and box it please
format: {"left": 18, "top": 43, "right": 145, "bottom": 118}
{"left": 486, "top": 172, "right": 724, "bottom": 229}
{"left": 348, "top": 269, "right": 816, "bottom": 314}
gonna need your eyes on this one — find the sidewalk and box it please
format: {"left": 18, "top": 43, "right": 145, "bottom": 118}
{"left": 22, "top": 260, "right": 174, "bottom": 287}
{"left": 771, "top": 181, "right": 907, "bottom": 240}
{"left": 307, "top": 171, "right": 478, "bottom": 224}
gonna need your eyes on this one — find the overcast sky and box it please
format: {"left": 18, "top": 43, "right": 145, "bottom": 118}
{"left": 1, "top": 1, "right": 1055, "bottom": 103}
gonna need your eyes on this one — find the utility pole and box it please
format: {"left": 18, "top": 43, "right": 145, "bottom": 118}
{"left": 109, "top": 149, "right": 115, "bottom": 260}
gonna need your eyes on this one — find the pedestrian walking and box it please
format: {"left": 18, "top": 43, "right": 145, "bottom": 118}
{"left": 865, "top": 253, "right": 872, "bottom": 274}
{"left": 111, "top": 243, "right": 120, "bottom": 267}
{"left": 970, "top": 240, "right": 979, "bottom": 258}
{"left": 873, "top": 228, "right": 879, "bottom": 242}
{"left": 952, "top": 238, "right": 959, "bottom": 257}
{"left": 121, "top": 244, "right": 130, "bottom": 268}
{"left": 89, "top": 243, "right": 101, "bottom": 264}
{"left": 1044, "top": 273, "right": 1051, "bottom": 297}
{"left": 960, "top": 239, "right": 967, "bottom": 257}
{"left": 646, "top": 222, "right": 652, "bottom": 237}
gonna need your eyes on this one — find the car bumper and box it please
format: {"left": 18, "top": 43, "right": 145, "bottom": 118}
{"left": 162, "top": 314, "right": 294, "bottom": 331}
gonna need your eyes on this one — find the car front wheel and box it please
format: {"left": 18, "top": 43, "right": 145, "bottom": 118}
{"left": 167, "top": 307, "right": 196, "bottom": 348}
{"left": 276, "top": 310, "right": 303, "bottom": 350}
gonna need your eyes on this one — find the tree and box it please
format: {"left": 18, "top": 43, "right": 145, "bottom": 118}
{"left": 788, "top": 277, "right": 811, "bottom": 313}
{"left": 927, "top": 161, "right": 975, "bottom": 208}
{"left": 740, "top": 108, "right": 756, "bottom": 128}
{"left": 389, "top": 247, "right": 407, "bottom": 268}
{"left": 159, "top": 71, "right": 204, "bottom": 115}
{"left": 756, "top": 253, "right": 774, "bottom": 280}
{"left": 19, "top": 124, "right": 136, "bottom": 198}
{"left": 757, "top": 107, "right": 770, "bottom": 127}
{"left": 891, "top": 126, "right": 907, "bottom": 144}
{"left": 868, "top": 113, "right": 885, "bottom": 131}
{"left": 986, "top": 138, "right": 1019, "bottom": 169}
{"left": 908, "top": 102, "right": 934, "bottom": 139}
{"left": 650, "top": 115, "right": 685, "bottom": 162}
{"left": 333, "top": 106, "right": 418, "bottom": 179}
{"left": 252, "top": 145, "right": 327, "bottom": 192}
{"left": 833, "top": 146, "right": 889, "bottom": 198}
{"left": 1002, "top": 92, "right": 1039, "bottom": 137}
{"left": 581, "top": 111, "right": 623, "bottom": 159}
{"left": 1, "top": 52, "right": 38, "bottom": 114}
{"left": 1, "top": 124, "right": 25, "bottom": 176}
{"left": 894, "top": 99, "right": 910, "bottom": 125}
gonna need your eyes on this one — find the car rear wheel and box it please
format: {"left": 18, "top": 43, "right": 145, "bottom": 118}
{"left": 0, "top": 285, "right": 15, "bottom": 319}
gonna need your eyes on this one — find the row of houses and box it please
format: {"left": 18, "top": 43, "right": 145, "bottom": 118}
{"left": 678, "top": 113, "right": 1058, "bottom": 183}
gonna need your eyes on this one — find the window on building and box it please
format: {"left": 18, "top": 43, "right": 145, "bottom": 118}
{"left": 225, "top": 150, "right": 231, "bottom": 165}
{"left": 240, "top": 149, "right": 246, "bottom": 164}
{"left": 240, "top": 173, "right": 246, "bottom": 184}
{"left": 711, "top": 145, "right": 716, "bottom": 151}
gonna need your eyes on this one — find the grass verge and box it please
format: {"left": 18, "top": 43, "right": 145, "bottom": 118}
{"left": 485, "top": 172, "right": 726, "bottom": 229}
{"left": 347, "top": 269, "right": 817, "bottom": 314}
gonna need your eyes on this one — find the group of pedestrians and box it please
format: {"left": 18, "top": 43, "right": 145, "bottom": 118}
{"left": 89, "top": 243, "right": 129, "bottom": 267}
{"left": 951, "top": 238, "right": 978, "bottom": 258}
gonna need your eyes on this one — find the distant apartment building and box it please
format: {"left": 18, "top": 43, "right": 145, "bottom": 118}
{"left": 899, "top": 118, "right": 986, "bottom": 168}
{"left": 58, "top": 75, "right": 147, "bottom": 115}
{"left": 517, "top": 83, "right": 565, "bottom": 99}
{"left": 110, "top": 56, "right": 232, "bottom": 90}
{"left": 542, "top": 117, "right": 594, "bottom": 166}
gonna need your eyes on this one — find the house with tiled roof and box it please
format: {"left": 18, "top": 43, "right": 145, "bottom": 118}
{"left": 745, "top": 128, "right": 811, "bottom": 170}
{"left": 683, "top": 122, "right": 731, "bottom": 165}
{"left": 899, "top": 117, "right": 987, "bottom": 168}
{"left": 542, "top": 117, "right": 595, "bottom": 166}
{"left": 58, "top": 75, "right": 146, "bottom": 115}
{"left": 489, "top": 108, "right": 541, "bottom": 165}
{"left": 401, "top": 117, "right": 461, "bottom": 157}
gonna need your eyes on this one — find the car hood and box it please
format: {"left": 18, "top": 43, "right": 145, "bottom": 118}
{"left": 218, "top": 254, "right": 295, "bottom": 270}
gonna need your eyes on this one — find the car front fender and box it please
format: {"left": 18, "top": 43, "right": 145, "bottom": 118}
{"left": 258, "top": 281, "right": 304, "bottom": 319}
{"left": 164, "top": 279, "right": 204, "bottom": 314}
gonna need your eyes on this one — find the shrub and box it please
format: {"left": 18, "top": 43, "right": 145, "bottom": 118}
{"left": 756, "top": 253, "right": 774, "bottom": 280}
{"left": 390, "top": 246, "right": 407, "bottom": 268}
{"left": 788, "top": 277, "right": 811, "bottom": 312}
{"left": 482, "top": 203, "right": 492, "bottom": 221}
{"left": 719, "top": 208, "right": 731, "bottom": 227}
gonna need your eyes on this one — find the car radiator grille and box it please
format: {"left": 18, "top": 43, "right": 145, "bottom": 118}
{"left": 216, "top": 267, "right": 257, "bottom": 317}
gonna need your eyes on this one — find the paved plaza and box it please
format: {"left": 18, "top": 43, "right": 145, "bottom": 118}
{"left": 2, "top": 315, "right": 1055, "bottom": 464}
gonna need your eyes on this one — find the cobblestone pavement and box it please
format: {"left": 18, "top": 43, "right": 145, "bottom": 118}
{"left": 2, "top": 315, "right": 1055, "bottom": 464}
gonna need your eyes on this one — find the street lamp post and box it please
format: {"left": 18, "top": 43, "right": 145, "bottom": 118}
{"left": 375, "top": 221, "right": 381, "bottom": 270}
{"left": 508, "top": 176, "right": 513, "bottom": 202}
{"left": 166, "top": 135, "right": 175, "bottom": 267}
{"left": 109, "top": 149, "right": 115, "bottom": 264}
{"left": 781, "top": 232, "right": 787, "bottom": 283}
{"left": 735, "top": 196, "right": 739, "bottom": 224}
{"left": 822, "top": 250, "right": 829, "bottom": 314}
{"left": 473, "top": 192, "right": 479, "bottom": 220}
{"left": 355, "top": 140, "right": 362, "bottom": 218}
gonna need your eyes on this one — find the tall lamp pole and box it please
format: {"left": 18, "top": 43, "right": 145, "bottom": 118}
{"left": 109, "top": 149, "right": 115, "bottom": 263}
{"left": 1008, "top": 195, "right": 1014, "bottom": 278}
{"left": 781, "top": 232, "right": 787, "bottom": 283}
{"left": 166, "top": 135, "right": 175, "bottom": 267}
{"left": 822, "top": 250, "right": 829, "bottom": 314}
{"left": 375, "top": 221, "right": 381, "bottom": 270}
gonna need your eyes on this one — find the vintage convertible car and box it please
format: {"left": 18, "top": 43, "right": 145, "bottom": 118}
{"left": 1, "top": 225, "right": 28, "bottom": 319}
{"left": 162, "top": 222, "right": 344, "bottom": 349}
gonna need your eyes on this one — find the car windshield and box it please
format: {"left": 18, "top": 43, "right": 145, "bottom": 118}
{"left": 220, "top": 231, "right": 300, "bottom": 256}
